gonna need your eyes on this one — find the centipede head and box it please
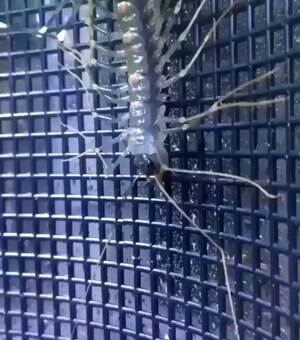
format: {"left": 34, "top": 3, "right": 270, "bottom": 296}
{"left": 134, "top": 155, "right": 173, "bottom": 196}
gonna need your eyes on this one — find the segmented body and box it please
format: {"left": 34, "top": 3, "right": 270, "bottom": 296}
{"left": 118, "top": 0, "right": 160, "bottom": 155}
{"left": 1, "top": 2, "right": 283, "bottom": 339}
{"left": 116, "top": 1, "right": 167, "bottom": 165}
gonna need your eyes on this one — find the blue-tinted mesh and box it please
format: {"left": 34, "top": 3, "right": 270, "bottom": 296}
{"left": 0, "top": 0, "right": 299, "bottom": 340}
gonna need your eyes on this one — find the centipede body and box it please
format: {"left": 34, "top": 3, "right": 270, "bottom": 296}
{"left": 114, "top": 1, "right": 170, "bottom": 169}
{"left": 0, "top": 2, "right": 285, "bottom": 340}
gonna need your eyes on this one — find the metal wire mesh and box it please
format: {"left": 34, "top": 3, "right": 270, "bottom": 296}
{"left": 0, "top": 0, "right": 299, "bottom": 339}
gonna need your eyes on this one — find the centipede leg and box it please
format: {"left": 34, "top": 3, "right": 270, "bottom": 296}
{"left": 162, "top": 165, "right": 278, "bottom": 199}
{"left": 156, "top": 0, "right": 209, "bottom": 72}
{"left": 92, "top": 83, "right": 128, "bottom": 96}
{"left": 91, "top": 58, "right": 128, "bottom": 74}
{"left": 180, "top": 97, "right": 285, "bottom": 130}
{"left": 92, "top": 40, "right": 126, "bottom": 60}
{"left": 154, "top": 0, "right": 184, "bottom": 60}
{"left": 145, "top": 0, "right": 165, "bottom": 40}
{"left": 38, "top": 0, "right": 83, "bottom": 36}
{"left": 152, "top": 175, "right": 240, "bottom": 340}
{"left": 112, "top": 148, "right": 129, "bottom": 170}
{"left": 177, "top": 69, "right": 283, "bottom": 128}
{"left": 60, "top": 118, "right": 108, "bottom": 172}
{"left": 159, "top": 2, "right": 236, "bottom": 89}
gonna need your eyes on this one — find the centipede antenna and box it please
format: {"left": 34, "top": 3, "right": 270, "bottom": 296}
{"left": 152, "top": 175, "right": 240, "bottom": 340}
{"left": 92, "top": 82, "right": 128, "bottom": 95}
{"left": 160, "top": 1, "right": 237, "bottom": 89}
{"left": 157, "top": 0, "right": 209, "bottom": 71}
{"left": 164, "top": 166, "right": 278, "bottom": 199}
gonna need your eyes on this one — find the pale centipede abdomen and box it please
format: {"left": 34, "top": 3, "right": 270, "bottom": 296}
{"left": 114, "top": 1, "right": 169, "bottom": 162}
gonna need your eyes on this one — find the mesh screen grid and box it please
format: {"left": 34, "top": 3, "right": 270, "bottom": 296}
{"left": 0, "top": 0, "right": 299, "bottom": 339}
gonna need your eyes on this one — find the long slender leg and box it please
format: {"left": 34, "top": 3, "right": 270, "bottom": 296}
{"left": 111, "top": 131, "right": 129, "bottom": 144}
{"left": 103, "top": 94, "right": 130, "bottom": 105}
{"left": 91, "top": 40, "right": 126, "bottom": 59}
{"left": 58, "top": 39, "right": 127, "bottom": 89}
{"left": 156, "top": 0, "right": 210, "bottom": 71}
{"left": 178, "top": 69, "right": 281, "bottom": 127}
{"left": 60, "top": 118, "right": 108, "bottom": 172}
{"left": 92, "top": 83, "right": 129, "bottom": 104}
{"left": 59, "top": 59, "right": 127, "bottom": 106}
{"left": 180, "top": 98, "right": 285, "bottom": 130}
{"left": 112, "top": 148, "right": 129, "bottom": 170}
{"left": 152, "top": 176, "right": 241, "bottom": 340}
{"left": 70, "top": 227, "right": 115, "bottom": 339}
{"left": 159, "top": 2, "right": 236, "bottom": 89}
{"left": 154, "top": 0, "right": 184, "bottom": 61}
{"left": 91, "top": 58, "right": 128, "bottom": 74}
{"left": 38, "top": 0, "right": 83, "bottom": 35}
{"left": 58, "top": 64, "right": 101, "bottom": 118}
{"left": 92, "top": 83, "right": 128, "bottom": 96}
{"left": 145, "top": 0, "right": 165, "bottom": 40}
{"left": 162, "top": 165, "right": 278, "bottom": 199}
{"left": 38, "top": 0, "right": 73, "bottom": 35}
